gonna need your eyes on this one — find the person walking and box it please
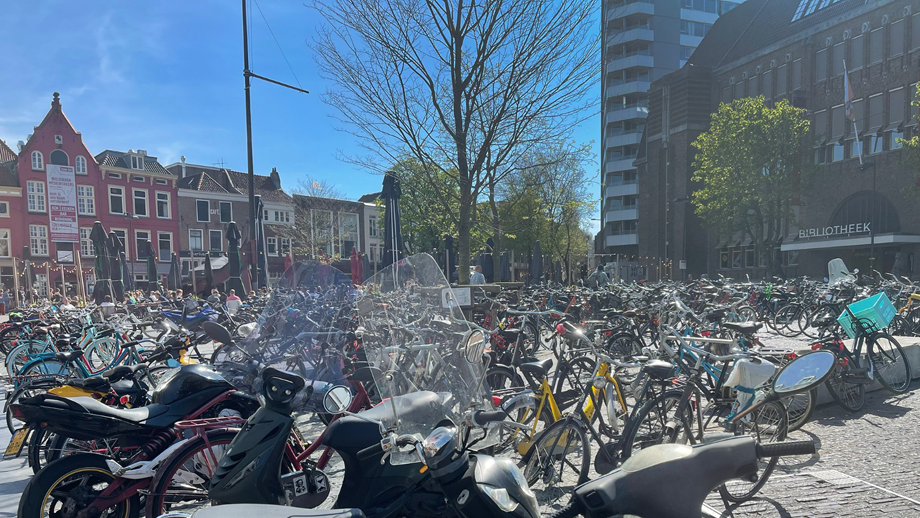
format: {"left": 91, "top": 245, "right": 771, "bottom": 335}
{"left": 470, "top": 265, "right": 486, "bottom": 285}
{"left": 586, "top": 265, "right": 610, "bottom": 289}
{"left": 226, "top": 289, "right": 242, "bottom": 316}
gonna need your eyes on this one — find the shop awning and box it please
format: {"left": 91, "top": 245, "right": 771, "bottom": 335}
{"left": 781, "top": 233, "right": 920, "bottom": 252}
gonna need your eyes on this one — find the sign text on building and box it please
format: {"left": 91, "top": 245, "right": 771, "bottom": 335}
{"left": 47, "top": 164, "right": 79, "bottom": 242}
{"left": 798, "top": 223, "right": 870, "bottom": 239}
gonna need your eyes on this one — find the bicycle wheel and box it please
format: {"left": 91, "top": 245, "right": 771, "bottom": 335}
{"left": 868, "top": 334, "right": 911, "bottom": 394}
{"left": 782, "top": 387, "right": 816, "bottom": 432}
{"left": 605, "top": 333, "right": 643, "bottom": 361}
{"left": 825, "top": 361, "right": 866, "bottom": 412}
{"left": 718, "top": 400, "right": 788, "bottom": 502}
{"left": 552, "top": 356, "right": 597, "bottom": 406}
{"left": 145, "top": 430, "right": 238, "bottom": 517}
{"left": 773, "top": 304, "right": 803, "bottom": 337}
{"left": 735, "top": 306, "right": 758, "bottom": 323}
{"left": 802, "top": 306, "right": 838, "bottom": 339}
{"left": 620, "top": 389, "right": 697, "bottom": 461}
{"left": 522, "top": 417, "right": 589, "bottom": 514}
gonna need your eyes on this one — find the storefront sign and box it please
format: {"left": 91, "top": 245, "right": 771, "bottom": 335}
{"left": 47, "top": 165, "right": 79, "bottom": 242}
{"left": 798, "top": 223, "right": 870, "bottom": 239}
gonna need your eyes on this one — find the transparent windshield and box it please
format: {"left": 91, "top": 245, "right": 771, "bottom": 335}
{"left": 357, "top": 253, "right": 490, "bottom": 441}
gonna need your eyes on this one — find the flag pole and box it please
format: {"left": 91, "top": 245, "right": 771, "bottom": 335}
{"left": 844, "top": 59, "right": 864, "bottom": 166}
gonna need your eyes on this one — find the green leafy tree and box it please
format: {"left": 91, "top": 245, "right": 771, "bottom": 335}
{"left": 692, "top": 96, "right": 812, "bottom": 276}
{"left": 900, "top": 83, "right": 920, "bottom": 174}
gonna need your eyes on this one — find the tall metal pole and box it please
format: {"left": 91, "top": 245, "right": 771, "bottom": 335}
{"left": 242, "top": 0, "right": 256, "bottom": 243}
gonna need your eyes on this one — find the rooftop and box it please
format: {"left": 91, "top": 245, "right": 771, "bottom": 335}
{"left": 96, "top": 150, "right": 173, "bottom": 176}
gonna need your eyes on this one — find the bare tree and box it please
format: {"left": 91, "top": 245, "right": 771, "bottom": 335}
{"left": 275, "top": 178, "right": 346, "bottom": 260}
{"left": 311, "top": 0, "right": 600, "bottom": 282}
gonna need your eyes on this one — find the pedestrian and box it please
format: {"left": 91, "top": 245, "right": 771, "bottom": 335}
{"left": 0, "top": 289, "right": 9, "bottom": 315}
{"left": 226, "top": 289, "right": 242, "bottom": 315}
{"left": 586, "top": 265, "right": 610, "bottom": 289}
{"left": 207, "top": 288, "right": 221, "bottom": 305}
{"left": 470, "top": 265, "right": 486, "bottom": 285}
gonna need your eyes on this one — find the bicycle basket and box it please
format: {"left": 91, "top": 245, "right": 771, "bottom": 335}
{"left": 837, "top": 292, "right": 895, "bottom": 339}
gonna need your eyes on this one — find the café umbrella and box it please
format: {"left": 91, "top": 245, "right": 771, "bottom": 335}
{"left": 109, "top": 231, "right": 125, "bottom": 302}
{"left": 145, "top": 240, "right": 162, "bottom": 293}
{"left": 226, "top": 222, "right": 246, "bottom": 298}
{"left": 381, "top": 172, "right": 405, "bottom": 268}
{"left": 90, "top": 222, "right": 113, "bottom": 304}
{"left": 203, "top": 251, "right": 214, "bottom": 297}
{"left": 167, "top": 252, "right": 180, "bottom": 291}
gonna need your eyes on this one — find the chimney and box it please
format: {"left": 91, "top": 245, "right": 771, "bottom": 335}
{"left": 180, "top": 155, "right": 186, "bottom": 178}
{"left": 270, "top": 167, "right": 281, "bottom": 190}
{"left": 17, "top": 141, "right": 24, "bottom": 151}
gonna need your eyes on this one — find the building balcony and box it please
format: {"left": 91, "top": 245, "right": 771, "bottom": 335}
{"left": 606, "top": 233, "right": 638, "bottom": 247}
{"left": 680, "top": 35, "right": 703, "bottom": 48}
{"left": 606, "top": 131, "right": 643, "bottom": 148}
{"left": 605, "top": 208, "right": 638, "bottom": 222}
{"left": 607, "top": 81, "right": 651, "bottom": 97}
{"left": 607, "top": 1, "right": 654, "bottom": 21}
{"left": 607, "top": 28, "right": 655, "bottom": 48}
{"left": 606, "top": 105, "right": 649, "bottom": 124}
{"left": 607, "top": 53, "right": 655, "bottom": 73}
{"left": 605, "top": 158, "right": 638, "bottom": 173}
{"left": 606, "top": 183, "right": 638, "bottom": 199}
{"left": 679, "top": 9, "right": 719, "bottom": 24}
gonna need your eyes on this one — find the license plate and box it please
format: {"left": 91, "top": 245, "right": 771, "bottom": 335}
{"left": 4, "top": 427, "right": 30, "bottom": 458}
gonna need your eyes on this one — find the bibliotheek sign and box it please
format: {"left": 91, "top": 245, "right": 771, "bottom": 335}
{"left": 798, "top": 223, "right": 870, "bottom": 239}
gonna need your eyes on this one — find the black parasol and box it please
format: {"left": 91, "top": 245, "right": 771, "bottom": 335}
{"left": 226, "top": 222, "right": 245, "bottom": 297}
{"left": 381, "top": 172, "right": 405, "bottom": 267}
{"left": 90, "top": 222, "right": 114, "bottom": 304}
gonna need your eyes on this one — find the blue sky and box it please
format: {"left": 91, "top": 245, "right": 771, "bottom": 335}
{"left": 0, "top": 1, "right": 601, "bottom": 208}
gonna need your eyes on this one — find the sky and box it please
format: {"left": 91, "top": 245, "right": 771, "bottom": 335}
{"left": 0, "top": 1, "right": 601, "bottom": 219}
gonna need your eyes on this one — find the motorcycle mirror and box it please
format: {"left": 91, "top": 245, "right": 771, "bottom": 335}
{"left": 201, "top": 321, "right": 233, "bottom": 346}
{"left": 323, "top": 385, "right": 353, "bottom": 414}
{"left": 772, "top": 351, "right": 836, "bottom": 395}
{"left": 465, "top": 330, "right": 487, "bottom": 364}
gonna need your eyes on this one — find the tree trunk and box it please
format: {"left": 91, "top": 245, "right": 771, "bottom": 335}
{"left": 457, "top": 188, "right": 473, "bottom": 285}
{"left": 489, "top": 181, "right": 502, "bottom": 284}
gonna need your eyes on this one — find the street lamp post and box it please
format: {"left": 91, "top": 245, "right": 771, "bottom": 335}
{"left": 859, "top": 161, "right": 877, "bottom": 273}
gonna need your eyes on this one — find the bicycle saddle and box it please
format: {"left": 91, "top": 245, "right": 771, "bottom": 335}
{"left": 519, "top": 358, "right": 553, "bottom": 377}
{"left": 642, "top": 360, "right": 676, "bottom": 380}
{"left": 54, "top": 350, "right": 83, "bottom": 363}
{"left": 723, "top": 322, "right": 763, "bottom": 335}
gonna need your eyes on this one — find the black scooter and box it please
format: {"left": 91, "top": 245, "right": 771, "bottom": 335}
{"left": 159, "top": 347, "right": 837, "bottom": 518}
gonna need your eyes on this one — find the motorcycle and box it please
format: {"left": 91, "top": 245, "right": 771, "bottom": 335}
{"left": 157, "top": 254, "right": 837, "bottom": 518}
{"left": 15, "top": 363, "right": 260, "bottom": 518}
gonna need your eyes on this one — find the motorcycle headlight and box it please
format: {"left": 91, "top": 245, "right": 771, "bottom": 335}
{"left": 478, "top": 484, "right": 518, "bottom": 512}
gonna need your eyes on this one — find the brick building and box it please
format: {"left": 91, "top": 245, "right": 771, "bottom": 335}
{"left": 637, "top": 0, "right": 920, "bottom": 280}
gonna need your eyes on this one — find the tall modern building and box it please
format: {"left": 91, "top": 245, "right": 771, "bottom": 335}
{"left": 599, "top": 0, "right": 744, "bottom": 276}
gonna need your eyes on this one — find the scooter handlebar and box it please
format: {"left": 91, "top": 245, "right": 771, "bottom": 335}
{"left": 357, "top": 442, "right": 383, "bottom": 460}
{"left": 756, "top": 440, "right": 816, "bottom": 458}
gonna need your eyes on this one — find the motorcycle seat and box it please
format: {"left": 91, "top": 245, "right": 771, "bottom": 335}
{"left": 26, "top": 394, "right": 167, "bottom": 423}
{"left": 519, "top": 358, "right": 553, "bottom": 378}
{"left": 54, "top": 350, "right": 84, "bottom": 363}
{"left": 71, "top": 377, "right": 111, "bottom": 392}
{"left": 191, "top": 504, "right": 365, "bottom": 518}
{"left": 723, "top": 322, "right": 763, "bottom": 335}
{"left": 642, "top": 360, "right": 676, "bottom": 381}
{"left": 705, "top": 308, "right": 728, "bottom": 322}
{"left": 103, "top": 364, "right": 146, "bottom": 382}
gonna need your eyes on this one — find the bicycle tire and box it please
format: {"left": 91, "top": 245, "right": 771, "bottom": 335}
{"left": 522, "top": 417, "right": 589, "bottom": 513}
{"left": 825, "top": 361, "right": 866, "bottom": 412}
{"left": 782, "top": 387, "right": 816, "bottom": 432}
{"left": 552, "top": 356, "right": 598, "bottom": 406}
{"left": 145, "top": 429, "right": 238, "bottom": 517}
{"left": 619, "top": 389, "right": 696, "bottom": 461}
{"left": 868, "top": 333, "right": 911, "bottom": 394}
{"left": 718, "top": 399, "right": 788, "bottom": 502}
{"left": 773, "top": 304, "right": 803, "bottom": 337}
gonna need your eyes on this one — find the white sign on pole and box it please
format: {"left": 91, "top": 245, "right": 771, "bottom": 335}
{"left": 679, "top": 260, "right": 687, "bottom": 270}
{"left": 442, "top": 287, "right": 472, "bottom": 308}
{"left": 47, "top": 164, "right": 79, "bottom": 242}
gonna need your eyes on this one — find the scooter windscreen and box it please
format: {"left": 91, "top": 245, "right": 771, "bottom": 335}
{"left": 356, "top": 253, "right": 494, "bottom": 461}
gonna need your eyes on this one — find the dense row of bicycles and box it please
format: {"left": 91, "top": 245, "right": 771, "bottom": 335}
{"left": 0, "top": 256, "right": 913, "bottom": 518}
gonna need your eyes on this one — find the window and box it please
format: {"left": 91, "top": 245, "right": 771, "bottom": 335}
{"left": 30, "top": 225, "right": 48, "bottom": 256}
{"left": 813, "top": 110, "right": 828, "bottom": 143}
{"left": 792, "top": 59, "right": 802, "bottom": 90}
{"left": 679, "top": 46, "right": 695, "bottom": 61}
{"left": 189, "top": 229, "right": 203, "bottom": 251}
{"left": 734, "top": 81, "right": 744, "bottom": 100}
{"left": 156, "top": 192, "right": 170, "bottom": 219}
{"left": 133, "top": 176, "right": 144, "bottom": 183}
{"left": 196, "top": 200, "right": 209, "bottom": 222}
{"left": 50, "top": 149, "right": 68, "bottom": 166}
{"left": 209, "top": 230, "right": 223, "bottom": 252}
{"left": 35, "top": 274, "right": 48, "bottom": 297}
{"left": 133, "top": 189, "right": 148, "bottom": 217}
{"left": 852, "top": 98, "right": 864, "bottom": 133}
{"left": 831, "top": 104, "right": 845, "bottom": 142}
{"left": 869, "top": 28, "right": 883, "bottom": 64}
{"left": 219, "top": 202, "right": 232, "bottom": 223}
{"left": 762, "top": 70, "right": 772, "bottom": 99}
{"left": 831, "top": 142, "right": 844, "bottom": 162}
{"left": 80, "top": 228, "right": 94, "bottom": 257}
{"left": 267, "top": 237, "right": 277, "bottom": 256}
{"left": 889, "top": 88, "right": 905, "bottom": 128}
{"left": 815, "top": 48, "right": 827, "bottom": 82}
{"left": 108, "top": 173, "right": 121, "bottom": 179}
{"left": 776, "top": 65, "right": 787, "bottom": 96}
{"left": 77, "top": 185, "right": 95, "bottom": 215}
{"left": 112, "top": 229, "right": 127, "bottom": 256}
{"left": 131, "top": 155, "right": 144, "bottom": 170}
{"left": 31, "top": 151, "right": 43, "bottom": 171}
{"left": 869, "top": 134, "right": 884, "bottom": 154}
{"left": 832, "top": 43, "right": 845, "bottom": 76}
{"left": 311, "top": 209, "right": 333, "bottom": 256}
{"left": 814, "top": 146, "right": 827, "bottom": 164}
{"left": 868, "top": 93, "right": 884, "bottom": 134}
{"left": 158, "top": 232, "right": 172, "bottom": 261}
{"left": 890, "top": 20, "right": 904, "bottom": 57}
{"left": 0, "top": 201, "right": 7, "bottom": 217}
{"left": 155, "top": 179, "right": 168, "bottom": 185}
{"left": 889, "top": 130, "right": 904, "bottom": 149}
{"left": 850, "top": 35, "right": 864, "bottom": 69}
{"left": 747, "top": 76, "right": 758, "bottom": 97}
{"left": 27, "top": 181, "right": 46, "bottom": 212}
{"left": 0, "top": 229, "right": 9, "bottom": 257}
{"left": 136, "top": 230, "right": 151, "bottom": 259}
{"left": 681, "top": 0, "right": 717, "bottom": 14}
{"left": 280, "top": 238, "right": 291, "bottom": 254}
{"left": 846, "top": 139, "right": 861, "bottom": 159}
{"left": 731, "top": 249, "right": 742, "bottom": 269}
{"left": 913, "top": 13, "right": 920, "bottom": 51}
{"left": 109, "top": 186, "right": 125, "bottom": 214}
{"left": 369, "top": 216, "right": 378, "bottom": 237}
{"left": 339, "top": 212, "right": 359, "bottom": 255}
{"left": 75, "top": 156, "right": 87, "bottom": 175}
